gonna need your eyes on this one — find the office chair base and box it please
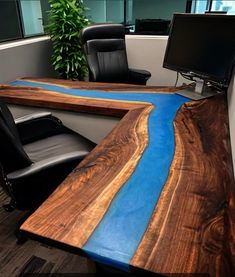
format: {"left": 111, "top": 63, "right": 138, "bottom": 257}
{"left": 14, "top": 210, "right": 32, "bottom": 244}
{"left": 15, "top": 231, "right": 28, "bottom": 245}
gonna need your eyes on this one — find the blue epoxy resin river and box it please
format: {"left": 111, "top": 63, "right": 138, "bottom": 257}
{"left": 11, "top": 80, "right": 189, "bottom": 270}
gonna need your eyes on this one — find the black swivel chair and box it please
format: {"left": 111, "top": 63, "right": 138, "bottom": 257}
{"left": 80, "top": 23, "right": 151, "bottom": 85}
{"left": 0, "top": 101, "right": 96, "bottom": 211}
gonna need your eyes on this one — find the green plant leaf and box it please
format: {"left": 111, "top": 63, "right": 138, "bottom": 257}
{"left": 56, "top": 56, "right": 62, "bottom": 62}
{"left": 47, "top": 0, "right": 90, "bottom": 80}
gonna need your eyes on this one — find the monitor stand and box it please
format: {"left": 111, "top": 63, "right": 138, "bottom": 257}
{"left": 176, "top": 79, "right": 219, "bottom": 100}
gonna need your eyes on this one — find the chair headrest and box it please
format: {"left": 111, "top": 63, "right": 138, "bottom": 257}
{"left": 80, "top": 23, "right": 125, "bottom": 45}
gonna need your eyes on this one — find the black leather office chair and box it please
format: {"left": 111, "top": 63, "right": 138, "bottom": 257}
{"left": 0, "top": 101, "right": 96, "bottom": 211}
{"left": 80, "top": 23, "right": 151, "bottom": 85}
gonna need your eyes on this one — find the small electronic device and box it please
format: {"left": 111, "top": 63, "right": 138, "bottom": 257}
{"left": 163, "top": 13, "right": 235, "bottom": 100}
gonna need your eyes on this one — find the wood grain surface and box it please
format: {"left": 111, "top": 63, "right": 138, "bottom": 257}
{"left": 20, "top": 77, "right": 181, "bottom": 92}
{"left": 131, "top": 94, "right": 235, "bottom": 276}
{"left": 0, "top": 79, "right": 234, "bottom": 276}
{"left": 21, "top": 105, "right": 153, "bottom": 247}
{"left": 0, "top": 84, "right": 148, "bottom": 117}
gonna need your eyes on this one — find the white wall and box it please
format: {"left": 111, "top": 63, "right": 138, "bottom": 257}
{"left": 0, "top": 37, "right": 56, "bottom": 83}
{"left": 126, "top": 35, "right": 186, "bottom": 86}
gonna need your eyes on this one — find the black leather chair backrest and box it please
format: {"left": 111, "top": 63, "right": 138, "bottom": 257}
{"left": 80, "top": 23, "right": 125, "bottom": 44}
{"left": 0, "top": 102, "right": 31, "bottom": 173}
{"left": 86, "top": 39, "right": 129, "bottom": 82}
{"left": 81, "top": 24, "right": 129, "bottom": 83}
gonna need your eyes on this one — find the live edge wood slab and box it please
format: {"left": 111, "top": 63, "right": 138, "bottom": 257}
{"left": 0, "top": 78, "right": 234, "bottom": 276}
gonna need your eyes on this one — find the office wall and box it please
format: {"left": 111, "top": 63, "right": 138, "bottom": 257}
{"left": 0, "top": 37, "right": 56, "bottom": 83}
{"left": 126, "top": 35, "right": 179, "bottom": 86}
{"left": 0, "top": 35, "right": 175, "bottom": 86}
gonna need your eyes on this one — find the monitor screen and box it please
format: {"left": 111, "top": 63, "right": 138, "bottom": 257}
{"left": 163, "top": 13, "right": 235, "bottom": 87}
{"left": 135, "top": 19, "right": 171, "bottom": 35}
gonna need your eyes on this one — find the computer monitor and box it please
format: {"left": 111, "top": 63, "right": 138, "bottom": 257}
{"left": 135, "top": 19, "right": 171, "bottom": 35}
{"left": 163, "top": 13, "right": 235, "bottom": 99}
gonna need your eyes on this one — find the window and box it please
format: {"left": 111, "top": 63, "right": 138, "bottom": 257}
{"left": 20, "top": 0, "right": 44, "bottom": 37}
{"left": 128, "top": 0, "right": 186, "bottom": 23}
{"left": 1, "top": 0, "right": 235, "bottom": 43}
{"left": 83, "top": 0, "right": 125, "bottom": 23}
{"left": 190, "top": 0, "right": 235, "bottom": 14}
{"left": 0, "top": 0, "right": 22, "bottom": 42}
{"left": 211, "top": 0, "right": 235, "bottom": 14}
{"left": 0, "top": 0, "right": 50, "bottom": 42}
{"left": 191, "top": 0, "right": 209, "bottom": 13}
{"left": 83, "top": 0, "right": 187, "bottom": 33}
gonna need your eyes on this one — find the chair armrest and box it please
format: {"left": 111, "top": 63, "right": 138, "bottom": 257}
{"left": 15, "top": 112, "right": 52, "bottom": 124}
{"left": 129, "top": 68, "right": 151, "bottom": 85}
{"left": 15, "top": 113, "right": 70, "bottom": 144}
{"left": 7, "top": 151, "right": 88, "bottom": 180}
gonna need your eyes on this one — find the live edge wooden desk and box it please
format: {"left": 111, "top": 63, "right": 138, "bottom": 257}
{"left": 0, "top": 78, "right": 234, "bottom": 276}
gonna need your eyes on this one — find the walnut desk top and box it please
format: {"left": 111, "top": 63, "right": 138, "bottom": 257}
{"left": 0, "top": 78, "right": 234, "bottom": 276}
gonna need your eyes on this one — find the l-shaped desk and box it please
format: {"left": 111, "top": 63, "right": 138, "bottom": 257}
{"left": 0, "top": 78, "right": 234, "bottom": 276}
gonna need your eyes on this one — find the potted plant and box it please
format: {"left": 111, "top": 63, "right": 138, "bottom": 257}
{"left": 46, "top": 0, "right": 90, "bottom": 80}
